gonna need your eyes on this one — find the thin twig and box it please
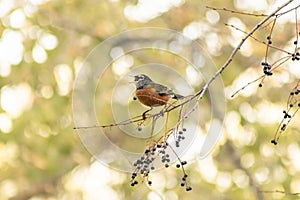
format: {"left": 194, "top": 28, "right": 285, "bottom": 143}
{"left": 206, "top": 6, "right": 268, "bottom": 17}
{"left": 264, "top": 16, "right": 277, "bottom": 64}
{"left": 225, "top": 23, "right": 292, "bottom": 55}
{"left": 231, "top": 55, "right": 291, "bottom": 98}
{"left": 260, "top": 190, "right": 300, "bottom": 196}
{"left": 206, "top": 3, "right": 300, "bottom": 18}
{"left": 276, "top": 4, "right": 300, "bottom": 17}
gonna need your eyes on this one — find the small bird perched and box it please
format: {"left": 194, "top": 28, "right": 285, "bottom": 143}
{"left": 132, "top": 74, "right": 183, "bottom": 116}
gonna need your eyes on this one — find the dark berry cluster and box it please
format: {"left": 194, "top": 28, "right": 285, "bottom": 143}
{"left": 271, "top": 139, "right": 277, "bottom": 145}
{"left": 292, "top": 35, "right": 299, "bottom": 60}
{"left": 160, "top": 145, "right": 171, "bottom": 168}
{"left": 267, "top": 36, "right": 272, "bottom": 45}
{"left": 175, "top": 128, "right": 187, "bottom": 148}
{"left": 130, "top": 143, "right": 171, "bottom": 187}
{"left": 130, "top": 136, "right": 192, "bottom": 191}
{"left": 291, "top": 52, "right": 300, "bottom": 61}
{"left": 283, "top": 110, "right": 292, "bottom": 119}
{"left": 290, "top": 89, "right": 300, "bottom": 96}
{"left": 261, "top": 62, "right": 273, "bottom": 76}
{"left": 175, "top": 161, "right": 192, "bottom": 191}
{"left": 272, "top": 86, "right": 300, "bottom": 145}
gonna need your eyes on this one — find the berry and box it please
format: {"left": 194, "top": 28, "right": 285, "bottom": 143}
{"left": 181, "top": 161, "right": 187, "bottom": 165}
{"left": 281, "top": 124, "right": 286, "bottom": 131}
{"left": 271, "top": 139, "right": 277, "bottom": 145}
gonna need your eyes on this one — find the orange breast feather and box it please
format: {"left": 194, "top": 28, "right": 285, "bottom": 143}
{"left": 136, "top": 88, "right": 171, "bottom": 107}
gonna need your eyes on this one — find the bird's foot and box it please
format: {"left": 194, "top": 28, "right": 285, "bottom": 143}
{"left": 159, "top": 108, "right": 166, "bottom": 117}
{"left": 142, "top": 112, "right": 147, "bottom": 120}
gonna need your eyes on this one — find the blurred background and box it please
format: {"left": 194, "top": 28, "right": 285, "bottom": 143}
{"left": 1, "top": 0, "right": 300, "bottom": 199}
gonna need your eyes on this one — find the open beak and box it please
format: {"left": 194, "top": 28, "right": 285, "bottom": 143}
{"left": 128, "top": 74, "right": 137, "bottom": 84}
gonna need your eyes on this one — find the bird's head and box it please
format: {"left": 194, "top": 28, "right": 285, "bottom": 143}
{"left": 133, "top": 74, "right": 152, "bottom": 89}
{"left": 133, "top": 74, "right": 151, "bottom": 82}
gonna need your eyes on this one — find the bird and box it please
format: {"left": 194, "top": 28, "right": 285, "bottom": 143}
{"left": 132, "top": 74, "right": 183, "bottom": 118}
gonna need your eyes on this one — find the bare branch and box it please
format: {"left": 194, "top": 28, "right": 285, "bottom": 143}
{"left": 206, "top": 6, "right": 268, "bottom": 17}
{"left": 225, "top": 23, "right": 292, "bottom": 55}
{"left": 260, "top": 190, "right": 300, "bottom": 196}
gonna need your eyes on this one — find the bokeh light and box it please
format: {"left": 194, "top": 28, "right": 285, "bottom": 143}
{"left": 0, "top": 0, "right": 299, "bottom": 199}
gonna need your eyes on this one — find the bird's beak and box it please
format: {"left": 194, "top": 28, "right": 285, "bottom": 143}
{"left": 128, "top": 74, "right": 137, "bottom": 84}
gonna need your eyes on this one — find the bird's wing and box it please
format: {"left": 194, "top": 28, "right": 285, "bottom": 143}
{"left": 152, "top": 83, "right": 184, "bottom": 99}
{"left": 145, "top": 83, "right": 173, "bottom": 96}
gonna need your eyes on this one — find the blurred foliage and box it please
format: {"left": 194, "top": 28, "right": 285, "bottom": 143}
{"left": 0, "top": 0, "right": 300, "bottom": 200}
